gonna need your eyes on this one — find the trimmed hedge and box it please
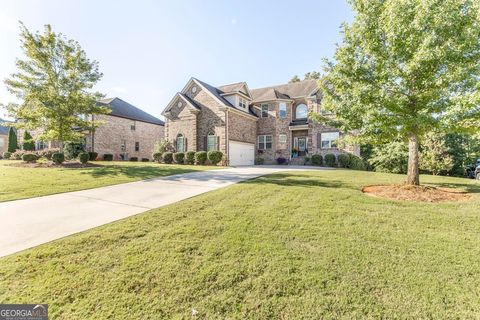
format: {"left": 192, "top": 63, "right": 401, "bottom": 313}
{"left": 349, "top": 154, "right": 367, "bottom": 170}
{"left": 22, "top": 152, "right": 38, "bottom": 163}
{"left": 185, "top": 151, "right": 195, "bottom": 165}
{"left": 338, "top": 154, "right": 350, "bottom": 168}
{"left": 64, "top": 142, "right": 85, "bottom": 160}
{"left": 129, "top": 157, "right": 138, "bottom": 162}
{"left": 103, "top": 154, "right": 113, "bottom": 161}
{"left": 88, "top": 152, "right": 98, "bottom": 161}
{"left": 52, "top": 152, "right": 65, "bottom": 164}
{"left": 207, "top": 151, "right": 223, "bottom": 165}
{"left": 324, "top": 153, "right": 336, "bottom": 167}
{"left": 162, "top": 152, "right": 173, "bottom": 164}
{"left": 174, "top": 152, "right": 185, "bottom": 164}
{"left": 153, "top": 152, "right": 163, "bottom": 163}
{"left": 38, "top": 148, "right": 60, "bottom": 160}
{"left": 311, "top": 154, "right": 322, "bottom": 166}
{"left": 276, "top": 157, "right": 287, "bottom": 165}
{"left": 141, "top": 158, "right": 149, "bottom": 162}
{"left": 11, "top": 151, "right": 24, "bottom": 160}
{"left": 255, "top": 157, "right": 265, "bottom": 165}
{"left": 78, "top": 152, "right": 89, "bottom": 164}
{"left": 3, "top": 152, "right": 11, "bottom": 159}
{"left": 195, "top": 151, "right": 207, "bottom": 165}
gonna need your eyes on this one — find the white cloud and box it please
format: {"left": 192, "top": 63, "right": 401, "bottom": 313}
{"left": 231, "top": 18, "right": 237, "bottom": 25}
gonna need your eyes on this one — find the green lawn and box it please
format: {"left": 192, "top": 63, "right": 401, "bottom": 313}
{"left": 1, "top": 170, "right": 479, "bottom": 318}
{"left": 0, "top": 160, "right": 215, "bottom": 202}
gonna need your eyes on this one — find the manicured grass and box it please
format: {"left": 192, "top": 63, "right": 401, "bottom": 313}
{"left": 0, "top": 160, "right": 215, "bottom": 202}
{"left": 0, "top": 170, "right": 479, "bottom": 318}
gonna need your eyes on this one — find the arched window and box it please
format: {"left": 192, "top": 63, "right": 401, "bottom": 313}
{"left": 295, "top": 104, "right": 308, "bottom": 119}
{"left": 176, "top": 134, "right": 184, "bottom": 152}
{"left": 207, "top": 131, "right": 216, "bottom": 151}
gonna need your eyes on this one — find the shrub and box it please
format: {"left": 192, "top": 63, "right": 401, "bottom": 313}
{"left": 38, "top": 148, "right": 60, "bottom": 160}
{"left": 304, "top": 156, "right": 311, "bottom": 165}
{"left": 11, "top": 150, "right": 24, "bottom": 160}
{"left": 185, "top": 151, "right": 195, "bottom": 164}
{"left": 7, "top": 127, "right": 17, "bottom": 153}
{"left": 173, "top": 152, "right": 185, "bottom": 164}
{"left": 22, "top": 131, "right": 35, "bottom": 151}
{"left": 255, "top": 157, "right": 264, "bottom": 165}
{"left": 276, "top": 157, "right": 287, "bottom": 165}
{"left": 349, "top": 154, "right": 367, "bottom": 170}
{"left": 52, "top": 152, "right": 65, "bottom": 164}
{"left": 324, "top": 153, "right": 336, "bottom": 167}
{"left": 103, "top": 154, "right": 113, "bottom": 161}
{"left": 195, "top": 151, "right": 207, "bottom": 165}
{"left": 78, "top": 152, "right": 89, "bottom": 164}
{"left": 207, "top": 151, "right": 223, "bottom": 165}
{"left": 162, "top": 152, "right": 173, "bottom": 164}
{"left": 311, "top": 154, "right": 322, "bottom": 166}
{"left": 152, "top": 152, "right": 163, "bottom": 163}
{"left": 129, "top": 157, "right": 138, "bottom": 162}
{"left": 64, "top": 141, "right": 85, "bottom": 160}
{"left": 88, "top": 152, "right": 98, "bottom": 161}
{"left": 22, "top": 152, "right": 38, "bottom": 163}
{"left": 338, "top": 154, "right": 350, "bottom": 168}
{"left": 141, "top": 158, "right": 149, "bottom": 162}
{"left": 3, "top": 152, "right": 11, "bottom": 159}
{"left": 154, "top": 139, "right": 174, "bottom": 153}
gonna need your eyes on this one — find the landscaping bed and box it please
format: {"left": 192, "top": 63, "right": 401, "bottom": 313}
{"left": 362, "top": 184, "right": 471, "bottom": 202}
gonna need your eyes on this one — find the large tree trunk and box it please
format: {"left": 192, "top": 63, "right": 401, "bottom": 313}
{"left": 407, "top": 133, "right": 420, "bottom": 185}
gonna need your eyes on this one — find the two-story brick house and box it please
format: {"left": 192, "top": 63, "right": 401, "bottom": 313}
{"left": 162, "top": 77, "right": 359, "bottom": 165}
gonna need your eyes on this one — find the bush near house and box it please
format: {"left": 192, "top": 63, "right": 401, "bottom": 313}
{"left": 207, "top": 151, "right": 223, "bottom": 165}
{"left": 276, "top": 157, "right": 287, "bottom": 165}
{"left": 173, "top": 152, "right": 185, "bottom": 164}
{"left": 153, "top": 152, "right": 163, "bottom": 163}
{"left": 22, "top": 131, "right": 35, "bottom": 151}
{"left": 338, "top": 154, "right": 350, "bottom": 168}
{"left": 349, "top": 154, "right": 367, "bottom": 171}
{"left": 103, "top": 154, "right": 113, "bottom": 161}
{"left": 21, "top": 152, "right": 38, "bottom": 163}
{"left": 78, "top": 152, "right": 89, "bottom": 164}
{"left": 195, "top": 151, "right": 207, "bottom": 165}
{"left": 185, "top": 151, "right": 195, "bottom": 165}
{"left": 162, "top": 152, "right": 173, "bottom": 164}
{"left": 324, "top": 154, "right": 336, "bottom": 167}
{"left": 88, "top": 152, "right": 98, "bottom": 161}
{"left": 304, "top": 156, "right": 311, "bottom": 165}
{"left": 38, "top": 148, "right": 60, "bottom": 160}
{"left": 52, "top": 152, "right": 65, "bottom": 164}
{"left": 11, "top": 150, "right": 25, "bottom": 160}
{"left": 129, "top": 157, "right": 138, "bottom": 162}
{"left": 311, "top": 154, "right": 323, "bottom": 166}
{"left": 7, "top": 127, "right": 17, "bottom": 153}
{"left": 3, "top": 152, "right": 11, "bottom": 159}
{"left": 255, "top": 157, "right": 264, "bottom": 165}
{"left": 64, "top": 142, "right": 85, "bottom": 160}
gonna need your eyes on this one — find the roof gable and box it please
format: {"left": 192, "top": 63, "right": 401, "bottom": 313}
{"left": 250, "top": 79, "right": 319, "bottom": 102}
{"left": 218, "top": 82, "right": 252, "bottom": 99}
{"left": 162, "top": 92, "right": 201, "bottom": 116}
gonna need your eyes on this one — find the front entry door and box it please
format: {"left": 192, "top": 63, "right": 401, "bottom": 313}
{"left": 298, "top": 137, "right": 306, "bottom": 156}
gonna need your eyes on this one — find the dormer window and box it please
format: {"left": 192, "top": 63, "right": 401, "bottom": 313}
{"left": 238, "top": 97, "right": 247, "bottom": 109}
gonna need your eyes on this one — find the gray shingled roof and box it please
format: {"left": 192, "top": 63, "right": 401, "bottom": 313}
{"left": 0, "top": 119, "right": 13, "bottom": 135}
{"left": 217, "top": 82, "right": 248, "bottom": 95}
{"left": 98, "top": 97, "right": 164, "bottom": 125}
{"left": 250, "top": 79, "right": 319, "bottom": 102}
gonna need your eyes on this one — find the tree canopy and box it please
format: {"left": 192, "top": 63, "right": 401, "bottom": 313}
{"left": 289, "top": 71, "right": 321, "bottom": 83}
{"left": 316, "top": 0, "right": 480, "bottom": 185}
{"left": 4, "top": 23, "right": 109, "bottom": 149}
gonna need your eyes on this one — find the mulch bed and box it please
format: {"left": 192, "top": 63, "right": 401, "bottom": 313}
{"left": 362, "top": 184, "right": 471, "bottom": 203}
{"left": 7, "top": 161, "right": 101, "bottom": 168}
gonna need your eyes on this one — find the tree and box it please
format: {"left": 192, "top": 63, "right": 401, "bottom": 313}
{"left": 7, "top": 127, "right": 17, "bottom": 152}
{"left": 316, "top": 0, "right": 480, "bottom": 185}
{"left": 304, "top": 71, "right": 321, "bottom": 80}
{"left": 289, "top": 75, "right": 301, "bottom": 83}
{"left": 154, "top": 139, "right": 174, "bottom": 153}
{"left": 444, "top": 133, "right": 480, "bottom": 176}
{"left": 420, "top": 132, "right": 454, "bottom": 175}
{"left": 4, "top": 23, "right": 108, "bottom": 150}
{"left": 22, "top": 130, "right": 35, "bottom": 151}
{"left": 369, "top": 140, "right": 409, "bottom": 174}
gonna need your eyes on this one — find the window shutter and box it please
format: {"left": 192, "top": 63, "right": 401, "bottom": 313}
{"left": 216, "top": 136, "right": 220, "bottom": 150}
{"left": 317, "top": 132, "right": 321, "bottom": 148}
{"left": 204, "top": 136, "right": 208, "bottom": 151}
{"left": 184, "top": 138, "right": 187, "bottom": 152}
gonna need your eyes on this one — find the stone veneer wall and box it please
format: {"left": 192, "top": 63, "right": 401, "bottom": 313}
{"left": 86, "top": 114, "right": 164, "bottom": 160}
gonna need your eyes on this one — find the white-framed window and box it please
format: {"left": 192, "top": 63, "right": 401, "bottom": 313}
{"left": 279, "top": 134, "right": 287, "bottom": 144}
{"left": 321, "top": 132, "right": 339, "bottom": 149}
{"left": 176, "top": 134, "right": 185, "bottom": 152}
{"left": 238, "top": 97, "right": 247, "bottom": 109}
{"left": 258, "top": 135, "right": 272, "bottom": 150}
{"left": 295, "top": 104, "right": 308, "bottom": 119}
{"left": 279, "top": 102, "right": 287, "bottom": 118}
{"left": 261, "top": 104, "right": 268, "bottom": 118}
{"left": 35, "top": 140, "right": 46, "bottom": 150}
{"left": 120, "top": 140, "right": 126, "bottom": 152}
{"left": 207, "top": 132, "right": 216, "bottom": 151}
{"left": 131, "top": 120, "right": 136, "bottom": 131}
{"left": 135, "top": 142, "right": 140, "bottom": 152}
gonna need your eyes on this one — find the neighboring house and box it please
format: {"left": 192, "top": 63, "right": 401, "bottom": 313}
{"left": 0, "top": 119, "right": 12, "bottom": 154}
{"left": 18, "top": 97, "right": 164, "bottom": 161}
{"left": 162, "top": 77, "right": 359, "bottom": 166}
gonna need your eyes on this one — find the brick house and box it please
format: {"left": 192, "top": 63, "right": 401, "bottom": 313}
{"left": 18, "top": 98, "right": 164, "bottom": 161}
{"left": 0, "top": 120, "right": 12, "bottom": 154}
{"left": 162, "top": 77, "right": 359, "bottom": 165}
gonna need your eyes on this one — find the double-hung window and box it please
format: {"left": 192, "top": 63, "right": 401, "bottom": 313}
{"left": 121, "top": 140, "right": 126, "bottom": 152}
{"left": 320, "top": 132, "right": 339, "bottom": 149}
{"left": 279, "top": 102, "right": 287, "bottom": 118}
{"left": 238, "top": 98, "right": 247, "bottom": 109}
{"left": 261, "top": 104, "right": 268, "bottom": 118}
{"left": 131, "top": 121, "right": 136, "bottom": 131}
{"left": 258, "top": 135, "right": 272, "bottom": 150}
{"left": 207, "top": 133, "right": 216, "bottom": 151}
{"left": 135, "top": 142, "right": 140, "bottom": 152}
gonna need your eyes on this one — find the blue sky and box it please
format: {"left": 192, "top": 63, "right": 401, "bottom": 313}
{"left": 0, "top": 0, "right": 353, "bottom": 120}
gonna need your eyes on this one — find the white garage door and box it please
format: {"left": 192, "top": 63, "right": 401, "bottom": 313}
{"left": 229, "top": 141, "right": 255, "bottom": 166}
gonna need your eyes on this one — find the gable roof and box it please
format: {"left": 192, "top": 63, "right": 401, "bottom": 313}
{"left": 217, "top": 82, "right": 251, "bottom": 98}
{"left": 98, "top": 97, "right": 164, "bottom": 125}
{"left": 162, "top": 92, "right": 201, "bottom": 116}
{"left": 250, "top": 79, "right": 319, "bottom": 102}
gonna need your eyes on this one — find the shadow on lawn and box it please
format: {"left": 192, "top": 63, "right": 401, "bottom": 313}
{"left": 424, "top": 180, "right": 480, "bottom": 194}
{"left": 79, "top": 165, "right": 200, "bottom": 180}
{"left": 245, "top": 173, "right": 358, "bottom": 190}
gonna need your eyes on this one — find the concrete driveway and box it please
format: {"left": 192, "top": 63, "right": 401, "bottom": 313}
{"left": 0, "top": 165, "right": 331, "bottom": 258}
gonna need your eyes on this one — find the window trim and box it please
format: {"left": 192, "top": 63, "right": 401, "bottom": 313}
{"left": 295, "top": 103, "right": 308, "bottom": 119}
{"left": 257, "top": 135, "right": 273, "bottom": 150}
{"left": 278, "top": 134, "right": 287, "bottom": 144}
{"left": 261, "top": 104, "right": 268, "bottom": 118}
{"left": 130, "top": 120, "right": 136, "bottom": 131}
{"left": 135, "top": 141, "right": 140, "bottom": 152}
{"left": 279, "top": 102, "right": 287, "bottom": 118}
{"left": 207, "top": 132, "right": 216, "bottom": 151}
{"left": 320, "top": 132, "right": 339, "bottom": 149}
{"left": 121, "top": 139, "right": 126, "bottom": 152}
{"left": 176, "top": 134, "right": 185, "bottom": 152}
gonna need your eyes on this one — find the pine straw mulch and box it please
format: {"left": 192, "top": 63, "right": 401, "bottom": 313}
{"left": 7, "top": 161, "right": 102, "bottom": 169}
{"left": 362, "top": 184, "right": 472, "bottom": 203}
